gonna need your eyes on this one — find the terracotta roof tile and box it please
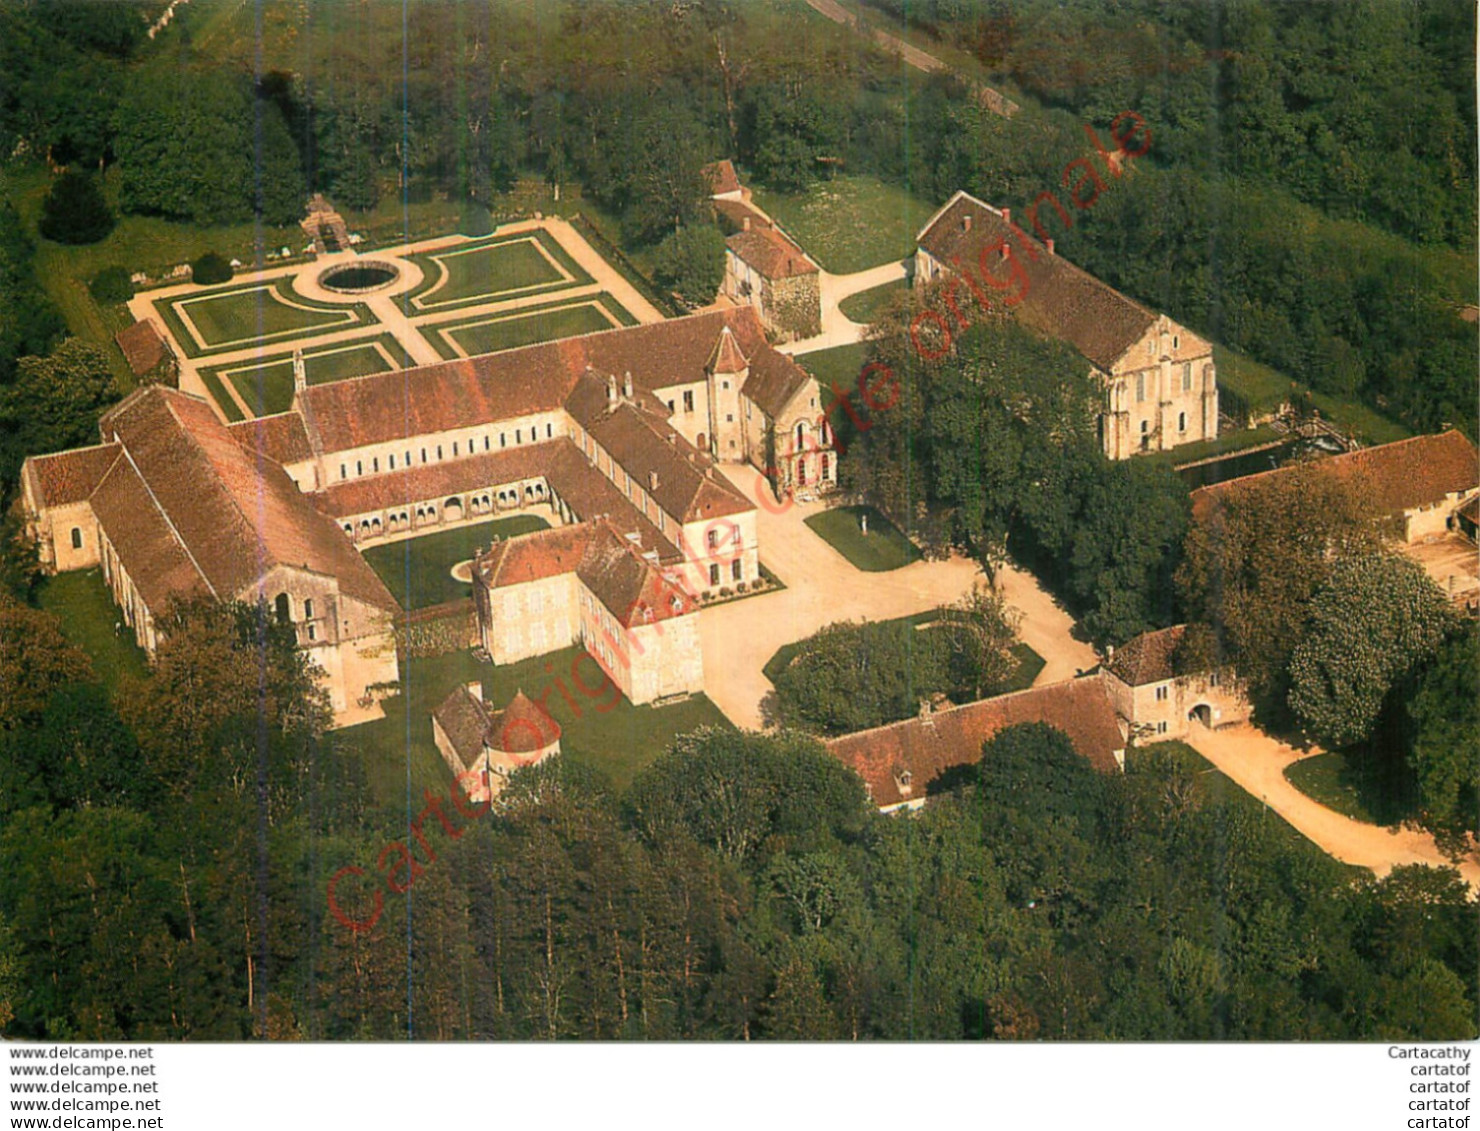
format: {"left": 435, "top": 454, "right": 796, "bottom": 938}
{"left": 97, "top": 387, "right": 396, "bottom": 613}
{"left": 228, "top": 413, "right": 315, "bottom": 467}
{"left": 23, "top": 444, "right": 121, "bottom": 508}
{"left": 703, "top": 159, "right": 742, "bottom": 197}
{"left": 475, "top": 522, "right": 597, "bottom": 589}
{"left": 1106, "top": 625, "right": 1185, "bottom": 686}
{"left": 115, "top": 320, "right": 170, "bottom": 377}
{"left": 826, "top": 675, "right": 1126, "bottom": 809}
{"left": 315, "top": 443, "right": 555, "bottom": 519}
{"left": 89, "top": 455, "right": 212, "bottom": 612}
{"left": 433, "top": 683, "right": 491, "bottom": 769}
{"left": 741, "top": 347, "right": 814, "bottom": 420}
{"left": 487, "top": 689, "right": 561, "bottom": 755}
{"left": 918, "top": 192, "right": 1158, "bottom": 371}
{"left": 576, "top": 522, "right": 694, "bottom": 627}
{"left": 566, "top": 372, "right": 753, "bottom": 524}
{"left": 1189, "top": 431, "right": 1478, "bottom": 524}
{"left": 727, "top": 225, "right": 817, "bottom": 280}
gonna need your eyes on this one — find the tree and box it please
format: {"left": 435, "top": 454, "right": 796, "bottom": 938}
{"left": 652, "top": 225, "right": 726, "bottom": 307}
{"left": 37, "top": 172, "right": 114, "bottom": 245}
{"left": 1287, "top": 553, "right": 1452, "bottom": 749}
{"left": 0, "top": 597, "right": 92, "bottom": 732}
{"left": 191, "top": 252, "right": 233, "bottom": 285}
{"left": 948, "top": 584, "right": 1020, "bottom": 699}
{"left": 1405, "top": 629, "right": 1480, "bottom": 840}
{"left": 1177, "top": 462, "right": 1383, "bottom": 707}
{"left": 88, "top": 266, "right": 134, "bottom": 305}
{"left": 0, "top": 339, "right": 119, "bottom": 486}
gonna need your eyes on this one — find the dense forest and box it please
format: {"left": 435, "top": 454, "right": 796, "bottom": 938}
{"left": 0, "top": 0, "right": 1475, "bottom": 1042}
{"left": 1, "top": 596, "right": 1474, "bottom": 1040}
{"left": 0, "top": 0, "right": 1474, "bottom": 451}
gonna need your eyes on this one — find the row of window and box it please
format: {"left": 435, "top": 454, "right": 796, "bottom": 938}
{"left": 707, "top": 560, "right": 743, "bottom": 586}
{"left": 1132, "top": 364, "right": 1196, "bottom": 404}
{"left": 337, "top": 422, "right": 557, "bottom": 481}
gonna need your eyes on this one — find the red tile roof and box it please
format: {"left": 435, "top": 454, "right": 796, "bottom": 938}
{"left": 97, "top": 387, "right": 397, "bottom": 613}
{"left": 826, "top": 675, "right": 1126, "bottom": 809}
{"left": 1105, "top": 625, "right": 1186, "bottom": 686}
{"left": 917, "top": 192, "right": 1163, "bottom": 371}
{"left": 703, "top": 159, "right": 743, "bottom": 197}
{"left": 23, "top": 443, "right": 122, "bottom": 508}
{"left": 433, "top": 683, "right": 490, "bottom": 769}
{"left": 228, "top": 413, "right": 315, "bottom": 467}
{"left": 115, "top": 320, "right": 170, "bottom": 378}
{"left": 488, "top": 689, "right": 562, "bottom": 757}
{"left": 89, "top": 454, "right": 213, "bottom": 612}
{"left": 566, "top": 372, "right": 753, "bottom": 524}
{"left": 727, "top": 225, "right": 818, "bottom": 280}
{"left": 1189, "top": 431, "right": 1479, "bottom": 525}
{"left": 475, "top": 522, "right": 596, "bottom": 589}
{"left": 315, "top": 443, "right": 554, "bottom": 519}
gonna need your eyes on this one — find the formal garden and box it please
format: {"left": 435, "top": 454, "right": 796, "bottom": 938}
{"left": 402, "top": 228, "right": 592, "bottom": 313}
{"left": 197, "top": 331, "right": 415, "bottom": 418}
{"left": 421, "top": 292, "right": 637, "bottom": 360}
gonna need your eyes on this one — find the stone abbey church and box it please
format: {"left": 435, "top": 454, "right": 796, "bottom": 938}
{"left": 20, "top": 308, "right": 836, "bottom": 723}
{"left": 916, "top": 191, "right": 1220, "bottom": 459}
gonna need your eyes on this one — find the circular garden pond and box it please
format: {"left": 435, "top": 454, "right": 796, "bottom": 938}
{"left": 319, "top": 262, "right": 400, "bottom": 294}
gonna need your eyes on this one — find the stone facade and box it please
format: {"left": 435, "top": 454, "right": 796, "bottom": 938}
{"left": 1102, "top": 625, "right": 1252, "bottom": 742}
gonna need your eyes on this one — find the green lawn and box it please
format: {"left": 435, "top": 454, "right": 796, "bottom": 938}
{"left": 1146, "top": 425, "right": 1284, "bottom": 469}
{"left": 423, "top": 296, "right": 634, "bottom": 360}
{"left": 404, "top": 229, "right": 594, "bottom": 314}
{"left": 806, "top": 505, "right": 922, "bottom": 571}
{"left": 839, "top": 279, "right": 907, "bottom": 324}
{"left": 1213, "top": 344, "right": 1410, "bottom": 446}
{"left": 796, "top": 343, "right": 872, "bottom": 397}
{"left": 749, "top": 175, "right": 938, "bottom": 275}
{"left": 361, "top": 515, "right": 552, "bottom": 611}
{"left": 205, "top": 335, "right": 413, "bottom": 417}
{"left": 198, "top": 368, "right": 245, "bottom": 422}
{"left": 36, "top": 569, "right": 149, "bottom": 695}
{"left": 155, "top": 277, "right": 374, "bottom": 357}
{"left": 334, "top": 645, "right": 732, "bottom": 808}
{"left": 1284, "top": 747, "right": 1415, "bottom": 827}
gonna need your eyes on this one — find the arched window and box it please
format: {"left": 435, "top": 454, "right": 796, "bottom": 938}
{"left": 304, "top": 598, "right": 314, "bottom": 619}
{"left": 821, "top": 453, "right": 830, "bottom": 480}
{"left": 794, "top": 422, "right": 806, "bottom": 449}
{"left": 274, "top": 593, "right": 291, "bottom": 624}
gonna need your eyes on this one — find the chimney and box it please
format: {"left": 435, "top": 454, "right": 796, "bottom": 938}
{"left": 466, "top": 680, "right": 483, "bottom": 703}
{"left": 1045, "top": 238, "right": 1055, "bottom": 256}
{"left": 292, "top": 348, "right": 306, "bottom": 395}
{"left": 606, "top": 374, "right": 618, "bottom": 406}
{"left": 1001, "top": 207, "right": 1011, "bottom": 225}
{"left": 648, "top": 471, "right": 659, "bottom": 491}
{"left": 962, "top": 214, "right": 972, "bottom": 233}
{"left": 1000, "top": 242, "right": 1011, "bottom": 260}
{"left": 623, "top": 371, "right": 633, "bottom": 399}
{"left": 742, "top": 216, "right": 751, "bottom": 232}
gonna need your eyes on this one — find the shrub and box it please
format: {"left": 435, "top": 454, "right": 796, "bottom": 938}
{"left": 719, "top": 587, "right": 733, "bottom": 598}
{"left": 38, "top": 172, "right": 114, "bottom": 245}
{"left": 736, "top": 581, "right": 748, "bottom": 593}
{"left": 88, "top": 267, "right": 134, "bottom": 306}
{"left": 191, "top": 252, "right": 233, "bottom": 285}
{"left": 460, "top": 201, "right": 494, "bottom": 237}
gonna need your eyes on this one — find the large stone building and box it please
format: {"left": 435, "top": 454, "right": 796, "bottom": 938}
{"left": 705, "top": 161, "right": 823, "bottom": 343}
{"left": 20, "top": 308, "right": 833, "bottom": 723}
{"left": 826, "top": 675, "right": 1128, "bottom": 813}
{"left": 915, "top": 191, "right": 1219, "bottom": 460}
{"left": 1102, "top": 625, "right": 1251, "bottom": 743}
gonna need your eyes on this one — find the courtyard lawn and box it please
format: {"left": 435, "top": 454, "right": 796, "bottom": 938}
{"left": 423, "top": 295, "right": 635, "bottom": 360}
{"left": 155, "top": 276, "right": 375, "bottom": 357}
{"left": 404, "top": 229, "right": 594, "bottom": 314}
{"left": 749, "top": 175, "right": 938, "bottom": 275}
{"left": 361, "top": 515, "right": 552, "bottom": 611}
{"left": 205, "top": 334, "right": 413, "bottom": 417}
{"left": 796, "top": 342, "right": 871, "bottom": 396}
{"left": 334, "top": 645, "right": 732, "bottom": 808}
{"left": 806, "top": 505, "right": 922, "bottom": 571}
{"left": 1213, "top": 344, "right": 1410, "bottom": 446}
{"left": 37, "top": 569, "right": 149, "bottom": 695}
{"left": 198, "top": 367, "right": 245, "bottom": 422}
{"left": 839, "top": 278, "right": 908, "bottom": 325}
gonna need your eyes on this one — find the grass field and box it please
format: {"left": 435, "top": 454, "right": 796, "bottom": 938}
{"left": 806, "top": 505, "right": 922, "bottom": 571}
{"left": 1284, "top": 747, "right": 1415, "bottom": 827}
{"left": 839, "top": 279, "right": 908, "bottom": 324}
{"left": 1213, "top": 344, "right": 1410, "bottom": 446}
{"left": 423, "top": 295, "right": 635, "bottom": 359}
{"left": 404, "top": 229, "right": 594, "bottom": 314}
{"left": 155, "top": 277, "right": 375, "bottom": 357}
{"left": 36, "top": 569, "right": 149, "bottom": 695}
{"left": 198, "top": 368, "right": 245, "bottom": 422}
{"left": 334, "top": 645, "right": 732, "bottom": 807}
{"left": 202, "top": 334, "right": 414, "bottom": 418}
{"left": 361, "top": 515, "right": 552, "bottom": 611}
{"left": 750, "top": 175, "right": 939, "bottom": 275}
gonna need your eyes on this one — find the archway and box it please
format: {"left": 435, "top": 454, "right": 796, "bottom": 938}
{"left": 445, "top": 496, "right": 464, "bottom": 523}
{"left": 1188, "top": 704, "right": 1212, "bottom": 729}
